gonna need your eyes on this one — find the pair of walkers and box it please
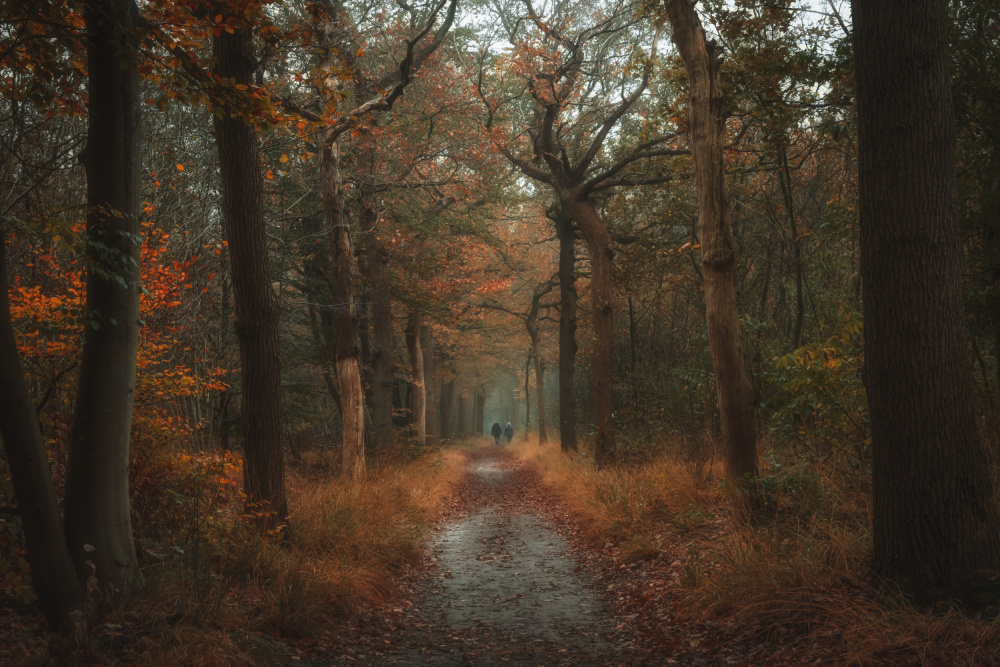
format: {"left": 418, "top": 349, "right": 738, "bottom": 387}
{"left": 491, "top": 421, "right": 514, "bottom": 444}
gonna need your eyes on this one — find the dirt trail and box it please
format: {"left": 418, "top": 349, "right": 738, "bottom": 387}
{"left": 324, "top": 444, "right": 630, "bottom": 665}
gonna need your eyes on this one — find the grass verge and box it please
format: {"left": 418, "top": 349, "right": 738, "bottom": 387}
{"left": 41, "top": 443, "right": 466, "bottom": 665}
{"left": 513, "top": 435, "right": 1000, "bottom": 664}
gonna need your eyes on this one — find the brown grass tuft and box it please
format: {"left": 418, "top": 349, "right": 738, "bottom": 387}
{"left": 55, "top": 444, "right": 466, "bottom": 664}
{"left": 514, "top": 434, "right": 1000, "bottom": 664}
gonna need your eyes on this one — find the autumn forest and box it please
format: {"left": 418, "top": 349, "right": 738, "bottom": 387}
{"left": 2, "top": 0, "right": 1000, "bottom": 664}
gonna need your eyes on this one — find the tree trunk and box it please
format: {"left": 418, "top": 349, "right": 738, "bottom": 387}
{"left": 440, "top": 380, "right": 454, "bottom": 439}
{"left": 527, "top": 312, "right": 548, "bottom": 444}
{"left": 555, "top": 210, "right": 578, "bottom": 453}
{"left": 778, "top": 146, "right": 804, "bottom": 351}
{"left": 0, "top": 230, "right": 84, "bottom": 628}
{"left": 421, "top": 325, "right": 438, "bottom": 438}
{"left": 64, "top": 0, "right": 143, "bottom": 594}
{"left": 405, "top": 312, "right": 425, "bottom": 439}
{"left": 853, "top": 0, "right": 1000, "bottom": 591}
{"left": 664, "top": 0, "right": 759, "bottom": 483}
{"left": 359, "top": 138, "right": 394, "bottom": 452}
{"left": 457, "top": 391, "right": 467, "bottom": 436}
{"left": 320, "top": 133, "right": 365, "bottom": 479}
{"left": 474, "top": 386, "right": 486, "bottom": 436}
{"left": 211, "top": 18, "right": 288, "bottom": 518}
{"left": 524, "top": 349, "right": 532, "bottom": 431}
{"left": 628, "top": 295, "right": 639, "bottom": 403}
{"left": 565, "top": 194, "right": 614, "bottom": 463}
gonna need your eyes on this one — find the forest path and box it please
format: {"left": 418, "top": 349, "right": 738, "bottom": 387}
{"left": 320, "top": 443, "right": 634, "bottom": 665}
{"left": 381, "top": 444, "right": 619, "bottom": 665}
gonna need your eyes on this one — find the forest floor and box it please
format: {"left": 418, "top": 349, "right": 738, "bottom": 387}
{"left": 306, "top": 442, "right": 736, "bottom": 666}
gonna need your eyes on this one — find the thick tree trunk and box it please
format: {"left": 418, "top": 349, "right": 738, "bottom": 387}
{"left": 64, "top": 0, "right": 142, "bottom": 594}
{"left": 405, "top": 312, "right": 425, "bottom": 439}
{"left": 527, "top": 314, "right": 548, "bottom": 444}
{"left": 664, "top": 0, "right": 759, "bottom": 483}
{"left": 555, "top": 211, "right": 578, "bottom": 452}
{"left": 853, "top": 0, "right": 1000, "bottom": 591}
{"left": 320, "top": 134, "right": 365, "bottom": 479}
{"left": 212, "top": 19, "right": 288, "bottom": 519}
{"left": 565, "top": 195, "right": 614, "bottom": 463}
{"left": 0, "top": 231, "right": 84, "bottom": 628}
{"left": 421, "top": 325, "right": 438, "bottom": 438}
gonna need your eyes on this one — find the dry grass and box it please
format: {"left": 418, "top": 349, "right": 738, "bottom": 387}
{"left": 514, "top": 434, "right": 1000, "bottom": 665}
{"left": 56, "top": 444, "right": 467, "bottom": 665}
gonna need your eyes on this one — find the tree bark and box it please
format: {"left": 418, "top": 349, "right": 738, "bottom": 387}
{"left": 421, "top": 325, "right": 438, "bottom": 438}
{"left": 526, "top": 304, "right": 548, "bottom": 444}
{"left": 565, "top": 194, "right": 614, "bottom": 463}
{"left": 664, "top": 0, "right": 759, "bottom": 483}
{"left": 212, "top": 17, "right": 288, "bottom": 519}
{"left": 405, "top": 312, "right": 425, "bottom": 439}
{"left": 440, "top": 380, "right": 454, "bottom": 439}
{"left": 0, "top": 230, "right": 84, "bottom": 628}
{"left": 320, "top": 134, "right": 365, "bottom": 478}
{"left": 524, "top": 350, "right": 532, "bottom": 432}
{"left": 778, "top": 147, "right": 804, "bottom": 351}
{"left": 555, "top": 211, "right": 578, "bottom": 453}
{"left": 358, "top": 132, "right": 394, "bottom": 452}
{"left": 64, "top": 0, "right": 143, "bottom": 595}
{"left": 474, "top": 386, "right": 486, "bottom": 436}
{"left": 853, "top": 0, "right": 1000, "bottom": 591}
{"left": 457, "top": 391, "right": 467, "bottom": 436}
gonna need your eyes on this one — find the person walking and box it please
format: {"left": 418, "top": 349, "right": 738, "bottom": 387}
{"left": 504, "top": 421, "right": 514, "bottom": 443}
{"left": 491, "top": 422, "right": 502, "bottom": 445}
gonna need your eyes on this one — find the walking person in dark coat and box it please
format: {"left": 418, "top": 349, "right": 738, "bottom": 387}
{"left": 504, "top": 422, "right": 514, "bottom": 443}
{"left": 491, "top": 422, "right": 502, "bottom": 444}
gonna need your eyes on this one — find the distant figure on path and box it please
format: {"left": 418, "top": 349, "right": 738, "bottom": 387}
{"left": 504, "top": 422, "right": 514, "bottom": 443}
{"left": 491, "top": 422, "right": 502, "bottom": 444}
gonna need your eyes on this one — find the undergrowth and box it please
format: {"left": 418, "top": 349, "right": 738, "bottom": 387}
{"left": 514, "top": 435, "right": 1000, "bottom": 665}
{"left": 43, "top": 443, "right": 465, "bottom": 665}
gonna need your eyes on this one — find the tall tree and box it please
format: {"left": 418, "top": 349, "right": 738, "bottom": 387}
{"left": 478, "top": 2, "right": 677, "bottom": 462}
{"left": 358, "top": 128, "right": 395, "bottom": 452}
{"left": 212, "top": 3, "right": 288, "bottom": 523}
{"left": 405, "top": 311, "right": 426, "bottom": 439}
{"left": 0, "top": 228, "right": 84, "bottom": 628}
{"left": 305, "top": 0, "right": 455, "bottom": 475}
{"left": 482, "top": 280, "right": 556, "bottom": 443}
{"left": 552, "top": 205, "right": 578, "bottom": 452}
{"left": 64, "top": 0, "right": 143, "bottom": 594}
{"left": 422, "top": 325, "right": 439, "bottom": 437}
{"left": 663, "top": 0, "right": 759, "bottom": 483}
{"left": 853, "top": 0, "right": 1000, "bottom": 591}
